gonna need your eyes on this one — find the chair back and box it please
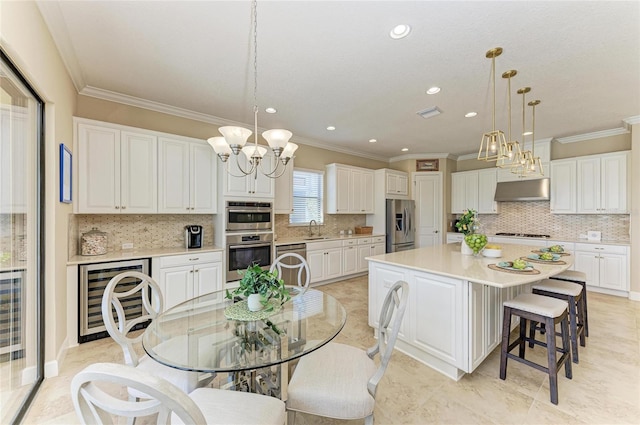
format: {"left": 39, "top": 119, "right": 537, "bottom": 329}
{"left": 101, "top": 271, "right": 163, "bottom": 367}
{"left": 270, "top": 252, "right": 310, "bottom": 295}
{"left": 366, "top": 280, "right": 409, "bottom": 397}
{"left": 71, "top": 362, "right": 205, "bottom": 424}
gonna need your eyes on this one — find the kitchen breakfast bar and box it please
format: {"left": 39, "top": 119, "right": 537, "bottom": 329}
{"left": 366, "top": 243, "right": 573, "bottom": 381}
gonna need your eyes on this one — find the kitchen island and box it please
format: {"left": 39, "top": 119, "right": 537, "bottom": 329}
{"left": 367, "top": 243, "right": 573, "bottom": 381}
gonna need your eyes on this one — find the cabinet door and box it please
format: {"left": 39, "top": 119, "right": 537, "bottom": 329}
{"left": 469, "top": 283, "right": 486, "bottom": 371}
{"left": 121, "top": 131, "right": 157, "bottom": 213}
{"left": 191, "top": 143, "right": 217, "bottom": 213}
{"left": 450, "top": 173, "right": 465, "bottom": 214}
{"left": 599, "top": 254, "right": 627, "bottom": 291}
{"left": 372, "top": 243, "right": 385, "bottom": 256}
{"left": 357, "top": 245, "right": 371, "bottom": 272}
{"left": 386, "top": 173, "right": 399, "bottom": 196}
{"left": 397, "top": 174, "right": 408, "bottom": 196}
{"left": 342, "top": 245, "right": 358, "bottom": 275}
{"left": 349, "top": 170, "right": 363, "bottom": 213}
{"left": 477, "top": 169, "right": 497, "bottom": 214}
{"left": 574, "top": 251, "right": 600, "bottom": 287}
{"left": 361, "top": 171, "right": 375, "bottom": 213}
{"left": 307, "top": 250, "right": 325, "bottom": 283}
{"left": 274, "top": 159, "right": 294, "bottom": 214}
{"left": 158, "top": 138, "right": 191, "bottom": 213}
{"left": 77, "top": 123, "right": 120, "bottom": 213}
{"left": 550, "top": 160, "right": 576, "bottom": 214}
{"left": 158, "top": 265, "right": 193, "bottom": 310}
{"left": 600, "top": 153, "right": 628, "bottom": 213}
{"left": 194, "top": 263, "right": 223, "bottom": 299}
{"left": 335, "top": 167, "right": 351, "bottom": 213}
{"left": 576, "top": 157, "right": 600, "bottom": 213}
{"left": 325, "top": 248, "right": 343, "bottom": 280}
{"left": 464, "top": 172, "right": 479, "bottom": 212}
{"left": 251, "top": 155, "right": 276, "bottom": 198}
{"left": 225, "top": 154, "right": 251, "bottom": 196}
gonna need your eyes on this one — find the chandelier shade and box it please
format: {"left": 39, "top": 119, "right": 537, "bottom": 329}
{"left": 478, "top": 47, "right": 508, "bottom": 162}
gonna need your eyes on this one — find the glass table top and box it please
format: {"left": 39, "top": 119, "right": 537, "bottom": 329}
{"left": 142, "top": 288, "right": 347, "bottom": 373}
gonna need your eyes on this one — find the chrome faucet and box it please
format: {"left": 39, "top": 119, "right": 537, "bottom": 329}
{"left": 309, "top": 220, "right": 319, "bottom": 237}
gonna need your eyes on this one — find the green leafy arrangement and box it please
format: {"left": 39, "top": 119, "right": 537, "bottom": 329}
{"left": 455, "top": 209, "right": 478, "bottom": 236}
{"left": 225, "top": 264, "right": 291, "bottom": 311}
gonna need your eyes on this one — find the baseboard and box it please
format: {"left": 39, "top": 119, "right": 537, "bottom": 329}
{"left": 587, "top": 286, "right": 628, "bottom": 298}
{"left": 629, "top": 291, "right": 640, "bottom": 302}
{"left": 44, "top": 336, "right": 69, "bottom": 378}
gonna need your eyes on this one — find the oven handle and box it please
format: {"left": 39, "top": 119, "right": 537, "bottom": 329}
{"left": 227, "top": 208, "right": 272, "bottom": 213}
{"left": 228, "top": 243, "right": 272, "bottom": 250}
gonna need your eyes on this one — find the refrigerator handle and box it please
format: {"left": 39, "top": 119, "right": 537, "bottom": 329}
{"left": 404, "top": 208, "right": 409, "bottom": 237}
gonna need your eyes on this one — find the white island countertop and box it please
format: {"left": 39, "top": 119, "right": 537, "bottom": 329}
{"left": 366, "top": 242, "right": 573, "bottom": 288}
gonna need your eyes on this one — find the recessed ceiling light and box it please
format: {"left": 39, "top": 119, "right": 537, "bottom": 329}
{"left": 426, "top": 87, "right": 441, "bottom": 95}
{"left": 465, "top": 112, "right": 478, "bottom": 118}
{"left": 369, "top": 139, "right": 377, "bottom": 143}
{"left": 401, "top": 148, "right": 409, "bottom": 152}
{"left": 390, "top": 24, "right": 411, "bottom": 39}
{"left": 326, "top": 126, "right": 336, "bottom": 131}
{"left": 265, "top": 107, "right": 277, "bottom": 114}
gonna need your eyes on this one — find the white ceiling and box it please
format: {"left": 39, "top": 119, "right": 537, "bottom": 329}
{"left": 37, "top": 1, "right": 640, "bottom": 161}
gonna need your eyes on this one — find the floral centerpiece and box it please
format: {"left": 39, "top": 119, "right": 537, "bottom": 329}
{"left": 455, "top": 209, "right": 477, "bottom": 235}
{"left": 225, "top": 264, "right": 291, "bottom": 312}
{"left": 456, "top": 209, "right": 487, "bottom": 255}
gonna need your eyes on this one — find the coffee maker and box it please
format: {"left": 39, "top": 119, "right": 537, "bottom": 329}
{"left": 185, "top": 225, "right": 203, "bottom": 249}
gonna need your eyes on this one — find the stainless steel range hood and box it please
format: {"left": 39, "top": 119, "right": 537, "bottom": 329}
{"left": 494, "top": 178, "right": 550, "bottom": 201}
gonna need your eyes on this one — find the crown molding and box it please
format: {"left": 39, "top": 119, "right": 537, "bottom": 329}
{"left": 623, "top": 115, "right": 640, "bottom": 130}
{"left": 555, "top": 127, "right": 629, "bottom": 144}
{"left": 389, "top": 153, "right": 454, "bottom": 163}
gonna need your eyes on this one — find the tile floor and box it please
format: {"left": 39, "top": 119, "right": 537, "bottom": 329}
{"left": 23, "top": 276, "right": 640, "bottom": 424}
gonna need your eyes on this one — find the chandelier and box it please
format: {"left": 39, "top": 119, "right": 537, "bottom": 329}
{"left": 477, "top": 47, "right": 508, "bottom": 162}
{"left": 496, "top": 69, "right": 522, "bottom": 168}
{"left": 511, "top": 87, "right": 543, "bottom": 177}
{"left": 207, "top": 0, "right": 297, "bottom": 179}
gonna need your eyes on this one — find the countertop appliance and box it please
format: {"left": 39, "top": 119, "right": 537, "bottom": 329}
{"left": 79, "top": 258, "right": 150, "bottom": 343}
{"left": 275, "top": 243, "right": 307, "bottom": 286}
{"left": 226, "top": 201, "right": 273, "bottom": 232}
{"left": 226, "top": 233, "right": 273, "bottom": 282}
{"left": 386, "top": 199, "right": 415, "bottom": 253}
{"left": 185, "top": 225, "right": 203, "bottom": 249}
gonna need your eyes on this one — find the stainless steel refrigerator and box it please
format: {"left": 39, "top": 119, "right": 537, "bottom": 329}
{"left": 386, "top": 199, "right": 415, "bottom": 252}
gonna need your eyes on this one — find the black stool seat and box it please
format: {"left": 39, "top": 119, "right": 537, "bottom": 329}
{"left": 532, "top": 279, "right": 586, "bottom": 363}
{"left": 500, "top": 293, "right": 572, "bottom": 405}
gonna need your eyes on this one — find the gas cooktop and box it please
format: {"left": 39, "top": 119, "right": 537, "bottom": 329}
{"left": 495, "top": 232, "right": 551, "bottom": 239}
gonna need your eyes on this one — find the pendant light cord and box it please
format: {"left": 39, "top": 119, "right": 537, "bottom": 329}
{"left": 253, "top": 0, "right": 259, "bottom": 146}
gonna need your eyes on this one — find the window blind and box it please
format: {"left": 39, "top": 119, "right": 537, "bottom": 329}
{"left": 290, "top": 169, "right": 324, "bottom": 224}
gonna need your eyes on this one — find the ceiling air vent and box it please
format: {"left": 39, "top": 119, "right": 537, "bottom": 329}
{"left": 416, "top": 106, "right": 442, "bottom": 119}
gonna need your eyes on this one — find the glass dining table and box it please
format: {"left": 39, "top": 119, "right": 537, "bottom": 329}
{"left": 142, "top": 287, "right": 347, "bottom": 401}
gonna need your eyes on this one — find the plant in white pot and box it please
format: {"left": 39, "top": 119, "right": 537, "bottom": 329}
{"left": 225, "top": 264, "right": 291, "bottom": 312}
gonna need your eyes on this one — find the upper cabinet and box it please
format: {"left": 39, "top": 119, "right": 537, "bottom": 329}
{"left": 451, "top": 168, "right": 497, "bottom": 214}
{"left": 76, "top": 120, "right": 157, "bottom": 214}
{"left": 222, "top": 152, "right": 275, "bottom": 199}
{"left": 379, "top": 169, "right": 409, "bottom": 199}
{"left": 550, "top": 151, "right": 629, "bottom": 214}
{"left": 74, "top": 117, "right": 216, "bottom": 214}
{"left": 326, "top": 163, "right": 374, "bottom": 214}
{"left": 158, "top": 136, "right": 217, "bottom": 214}
{"left": 274, "top": 159, "right": 294, "bottom": 214}
{"left": 496, "top": 139, "right": 551, "bottom": 182}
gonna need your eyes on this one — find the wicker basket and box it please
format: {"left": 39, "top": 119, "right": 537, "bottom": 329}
{"left": 354, "top": 226, "right": 373, "bottom": 235}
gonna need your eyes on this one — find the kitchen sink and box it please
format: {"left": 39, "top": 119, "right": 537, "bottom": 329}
{"left": 303, "top": 236, "right": 328, "bottom": 240}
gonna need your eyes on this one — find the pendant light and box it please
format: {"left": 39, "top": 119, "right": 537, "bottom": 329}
{"left": 207, "top": 0, "right": 298, "bottom": 179}
{"left": 477, "top": 47, "right": 508, "bottom": 162}
{"left": 496, "top": 69, "right": 522, "bottom": 168}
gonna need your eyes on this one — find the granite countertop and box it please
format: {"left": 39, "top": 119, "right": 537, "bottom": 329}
{"left": 275, "top": 234, "right": 385, "bottom": 246}
{"left": 446, "top": 232, "right": 630, "bottom": 246}
{"left": 367, "top": 242, "right": 574, "bottom": 289}
{"left": 67, "top": 245, "right": 224, "bottom": 265}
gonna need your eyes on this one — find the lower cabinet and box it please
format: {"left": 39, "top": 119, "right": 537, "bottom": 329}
{"left": 574, "top": 243, "right": 629, "bottom": 292}
{"left": 342, "top": 240, "right": 358, "bottom": 275}
{"left": 152, "top": 251, "right": 223, "bottom": 310}
{"left": 357, "top": 236, "right": 385, "bottom": 272}
{"left": 306, "top": 240, "right": 343, "bottom": 284}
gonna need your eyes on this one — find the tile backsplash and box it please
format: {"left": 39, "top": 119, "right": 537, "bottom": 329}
{"left": 274, "top": 214, "right": 366, "bottom": 239}
{"left": 69, "top": 214, "right": 215, "bottom": 257}
{"left": 467, "top": 201, "right": 630, "bottom": 241}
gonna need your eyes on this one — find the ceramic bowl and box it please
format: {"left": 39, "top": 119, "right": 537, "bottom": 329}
{"left": 483, "top": 248, "right": 502, "bottom": 258}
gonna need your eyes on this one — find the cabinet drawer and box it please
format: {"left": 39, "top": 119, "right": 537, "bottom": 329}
{"left": 158, "top": 251, "right": 222, "bottom": 268}
{"left": 342, "top": 239, "right": 357, "bottom": 247}
{"left": 574, "top": 243, "right": 628, "bottom": 255}
{"left": 372, "top": 236, "right": 385, "bottom": 244}
{"left": 358, "top": 238, "right": 372, "bottom": 245}
{"left": 306, "top": 240, "right": 342, "bottom": 251}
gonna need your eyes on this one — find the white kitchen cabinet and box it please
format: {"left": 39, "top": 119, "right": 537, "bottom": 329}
{"left": 76, "top": 120, "right": 157, "bottom": 214}
{"left": 577, "top": 152, "right": 629, "bottom": 214}
{"left": 342, "top": 240, "right": 358, "bottom": 275}
{"left": 380, "top": 169, "right": 409, "bottom": 199}
{"left": 496, "top": 139, "right": 551, "bottom": 182}
{"left": 446, "top": 233, "right": 464, "bottom": 244}
{"left": 152, "top": 251, "right": 223, "bottom": 310}
{"left": 451, "top": 169, "right": 496, "bottom": 214}
{"left": 158, "top": 137, "right": 217, "bottom": 214}
{"left": 274, "top": 159, "right": 294, "bottom": 214}
{"left": 477, "top": 169, "right": 498, "bottom": 214}
{"left": 574, "top": 243, "right": 629, "bottom": 292}
{"left": 357, "top": 236, "right": 385, "bottom": 272}
{"left": 326, "top": 163, "right": 375, "bottom": 214}
{"left": 306, "top": 240, "right": 342, "bottom": 283}
{"left": 469, "top": 283, "right": 502, "bottom": 371}
{"left": 223, "top": 152, "right": 275, "bottom": 198}
{"left": 550, "top": 159, "right": 577, "bottom": 214}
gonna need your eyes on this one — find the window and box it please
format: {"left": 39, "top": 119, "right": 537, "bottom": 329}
{"left": 290, "top": 169, "right": 323, "bottom": 225}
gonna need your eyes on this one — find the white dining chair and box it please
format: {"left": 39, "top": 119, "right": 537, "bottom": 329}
{"left": 101, "top": 271, "right": 202, "bottom": 399}
{"left": 71, "top": 362, "right": 286, "bottom": 425}
{"left": 286, "top": 280, "right": 409, "bottom": 425}
{"left": 270, "top": 252, "right": 310, "bottom": 295}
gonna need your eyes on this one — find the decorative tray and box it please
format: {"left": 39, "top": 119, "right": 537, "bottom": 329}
{"left": 488, "top": 262, "right": 540, "bottom": 275}
{"left": 224, "top": 300, "right": 282, "bottom": 321}
{"left": 535, "top": 248, "right": 571, "bottom": 256}
{"left": 524, "top": 254, "right": 567, "bottom": 265}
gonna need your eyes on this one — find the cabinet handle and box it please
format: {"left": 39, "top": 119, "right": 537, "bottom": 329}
{"left": 115, "top": 206, "right": 120, "bottom": 209}
{"left": 191, "top": 207, "right": 195, "bottom": 210}
{"left": 595, "top": 247, "right": 603, "bottom": 250}
{"left": 195, "top": 269, "right": 199, "bottom": 273}
{"left": 190, "top": 270, "right": 194, "bottom": 273}
{"left": 186, "top": 207, "right": 190, "bottom": 210}
{"left": 121, "top": 206, "right": 126, "bottom": 209}
{"left": 189, "top": 258, "right": 200, "bottom": 261}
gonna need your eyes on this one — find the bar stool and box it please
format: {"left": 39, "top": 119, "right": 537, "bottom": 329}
{"left": 500, "top": 293, "right": 572, "bottom": 405}
{"left": 551, "top": 270, "right": 589, "bottom": 337}
{"left": 531, "top": 278, "right": 586, "bottom": 363}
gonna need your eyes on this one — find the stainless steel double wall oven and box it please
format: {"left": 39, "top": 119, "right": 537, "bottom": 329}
{"left": 225, "top": 201, "right": 274, "bottom": 282}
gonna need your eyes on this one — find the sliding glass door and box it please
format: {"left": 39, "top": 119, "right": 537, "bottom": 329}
{"left": 0, "top": 50, "right": 44, "bottom": 424}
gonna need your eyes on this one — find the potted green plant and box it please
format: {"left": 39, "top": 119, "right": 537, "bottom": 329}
{"left": 225, "top": 264, "right": 291, "bottom": 312}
